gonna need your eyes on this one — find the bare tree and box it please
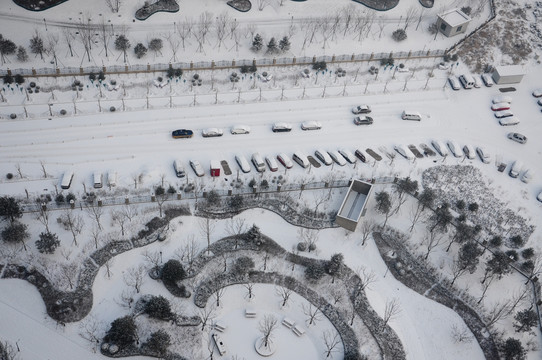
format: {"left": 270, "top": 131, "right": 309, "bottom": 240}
{"left": 177, "top": 18, "right": 193, "bottom": 50}
{"left": 104, "top": 257, "right": 114, "bottom": 279}
{"left": 116, "top": 288, "right": 135, "bottom": 309}
{"left": 76, "top": 19, "right": 94, "bottom": 63}
{"left": 214, "top": 287, "right": 226, "bottom": 307}
{"left": 142, "top": 249, "right": 161, "bottom": 269}
{"left": 226, "top": 217, "right": 247, "bottom": 249}
{"left": 179, "top": 235, "right": 199, "bottom": 270}
{"left": 62, "top": 27, "right": 77, "bottom": 58}
{"left": 215, "top": 12, "right": 229, "bottom": 50}
{"left": 121, "top": 203, "right": 138, "bottom": 222}
{"left": 422, "top": 230, "right": 443, "bottom": 260}
{"left": 356, "top": 266, "right": 377, "bottom": 291}
{"left": 450, "top": 259, "right": 468, "bottom": 286}
{"left": 276, "top": 286, "right": 292, "bottom": 307}
{"left": 382, "top": 298, "right": 401, "bottom": 329}
{"left": 199, "top": 217, "right": 216, "bottom": 255}
{"left": 302, "top": 303, "right": 322, "bottom": 325}
{"left": 46, "top": 33, "right": 60, "bottom": 68}
{"left": 484, "top": 300, "right": 511, "bottom": 327}
{"left": 155, "top": 191, "right": 169, "bottom": 218}
{"left": 257, "top": 0, "right": 270, "bottom": 11}
{"left": 403, "top": 6, "right": 419, "bottom": 30}
{"left": 0, "top": 340, "right": 19, "bottom": 360}
{"left": 244, "top": 282, "right": 255, "bottom": 300}
{"left": 509, "top": 286, "right": 529, "bottom": 313}
{"left": 377, "top": 16, "right": 387, "bottom": 39}
{"left": 14, "top": 163, "right": 23, "bottom": 179}
{"left": 451, "top": 324, "right": 473, "bottom": 343}
{"left": 220, "top": 252, "right": 230, "bottom": 272}
{"left": 62, "top": 209, "right": 84, "bottom": 246}
{"left": 39, "top": 160, "right": 48, "bottom": 178}
{"left": 98, "top": 19, "right": 112, "bottom": 58}
{"left": 323, "top": 330, "right": 341, "bottom": 357}
{"left": 297, "top": 228, "right": 319, "bottom": 252}
{"left": 258, "top": 315, "right": 278, "bottom": 349}
{"left": 105, "top": 0, "right": 121, "bottom": 13}
{"left": 111, "top": 209, "right": 127, "bottom": 237}
{"left": 90, "top": 226, "right": 102, "bottom": 249}
{"left": 198, "top": 307, "right": 216, "bottom": 331}
{"left": 477, "top": 274, "right": 495, "bottom": 304}
{"left": 123, "top": 264, "right": 145, "bottom": 293}
{"left": 360, "top": 220, "right": 376, "bottom": 246}
{"left": 79, "top": 313, "right": 104, "bottom": 349}
{"left": 86, "top": 203, "right": 104, "bottom": 230}
{"left": 330, "top": 288, "right": 344, "bottom": 305}
{"left": 36, "top": 204, "right": 50, "bottom": 233}
{"left": 312, "top": 190, "right": 328, "bottom": 217}
{"left": 60, "top": 262, "right": 78, "bottom": 290}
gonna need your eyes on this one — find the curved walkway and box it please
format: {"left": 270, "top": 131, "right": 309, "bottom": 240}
{"left": 373, "top": 231, "right": 499, "bottom": 360}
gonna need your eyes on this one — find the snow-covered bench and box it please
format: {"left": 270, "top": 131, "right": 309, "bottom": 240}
{"left": 282, "top": 317, "right": 295, "bottom": 329}
{"left": 245, "top": 308, "right": 257, "bottom": 318}
{"left": 292, "top": 325, "right": 305, "bottom": 336}
{"left": 213, "top": 321, "right": 226, "bottom": 332}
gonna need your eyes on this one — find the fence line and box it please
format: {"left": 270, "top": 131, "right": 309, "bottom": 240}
{"left": 19, "top": 177, "right": 395, "bottom": 213}
{"left": 1, "top": 50, "right": 446, "bottom": 78}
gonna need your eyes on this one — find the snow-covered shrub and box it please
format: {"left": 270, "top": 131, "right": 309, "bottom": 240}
{"left": 6, "top": 173, "right": 13, "bottom": 180}
{"left": 392, "top": 29, "right": 407, "bottom": 41}
{"left": 297, "top": 242, "right": 307, "bottom": 251}
{"left": 312, "top": 61, "right": 327, "bottom": 71}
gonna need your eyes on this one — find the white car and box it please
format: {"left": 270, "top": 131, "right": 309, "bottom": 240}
{"left": 231, "top": 125, "right": 250, "bottom": 135}
{"left": 448, "top": 77, "right": 460, "bottom": 90}
{"left": 352, "top": 105, "right": 372, "bottom": 114}
{"left": 494, "top": 110, "right": 513, "bottom": 118}
{"left": 328, "top": 150, "right": 347, "bottom": 166}
{"left": 272, "top": 122, "right": 292, "bottom": 132}
{"left": 447, "top": 141, "right": 462, "bottom": 158}
{"left": 482, "top": 74, "right": 494, "bottom": 87}
{"left": 491, "top": 102, "right": 510, "bottom": 111}
{"left": 431, "top": 140, "right": 449, "bottom": 157}
{"left": 301, "top": 121, "right": 322, "bottom": 130}
{"left": 499, "top": 117, "right": 520, "bottom": 126}
{"left": 537, "top": 191, "right": 542, "bottom": 203}
{"left": 202, "top": 128, "right": 224, "bottom": 137}
{"left": 476, "top": 147, "right": 491, "bottom": 164}
{"left": 492, "top": 96, "right": 512, "bottom": 104}
{"left": 355, "top": 148, "right": 369, "bottom": 162}
{"left": 235, "top": 155, "right": 251, "bottom": 173}
{"left": 473, "top": 76, "right": 482, "bottom": 88}
{"left": 315, "top": 149, "right": 333, "bottom": 166}
{"left": 189, "top": 160, "right": 205, "bottom": 177}
{"left": 265, "top": 156, "right": 279, "bottom": 172}
{"left": 338, "top": 149, "right": 357, "bottom": 164}
{"left": 394, "top": 145, "right": 415, "bottom": 160}
{"left": 520, "top": 169, "right": 533, "bottom": 184}
{"left": 532, "top": 89, "right": 542, "bottom": 98}
{"left": 462, "top": 144, "right": 476, "bottom": 160}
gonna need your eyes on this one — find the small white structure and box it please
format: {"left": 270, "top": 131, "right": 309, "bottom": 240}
{"left": 245, "top": 308, "right": 257, "bottom": 318}
{"left": 335, "top": 180, "right": 373, "bottom": 231}
{"left": 492, "top": 65, "right": 525, "bottom": 85}
{"left": 437, "top": 9, "right": 471, "bottom": 37}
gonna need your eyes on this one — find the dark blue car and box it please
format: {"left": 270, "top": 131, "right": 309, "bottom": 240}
{"left": 172, "top": 129, "right": 194, "bottom": 139}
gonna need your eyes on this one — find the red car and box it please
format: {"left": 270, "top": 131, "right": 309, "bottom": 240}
{"left": 491, "top": 102, "right": 510, "bottom": 111}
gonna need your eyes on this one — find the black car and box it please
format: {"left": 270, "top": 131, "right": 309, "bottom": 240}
{"left": 172, "top": 129, "right": 194, "bottom": 139}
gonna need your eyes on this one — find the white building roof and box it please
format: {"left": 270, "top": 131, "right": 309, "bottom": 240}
{"left": 438, "top": 8, "right": 471, "bottom": 27}
{"left": 495, "top": 65, "right": 525, "bottom": 77}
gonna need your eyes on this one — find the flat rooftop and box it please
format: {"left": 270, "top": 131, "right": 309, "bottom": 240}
{"left": 439, "top": 9, "right": 471, "bottom": 27}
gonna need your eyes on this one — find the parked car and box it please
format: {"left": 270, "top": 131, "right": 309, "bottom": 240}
{"left": 338, "top": 149, "right": 357, "bottom": 164}
{"left": 492, "top": 96, "right": 512, "bottom": 104}
{"left": 351, "top": 105, "right": 372, "bottom": 114}
{"left": 231, "top": 125, "right": 251, "bottom": 135}
{"left": 353, "top": 116, "right": 373, "bottom": 125}
{"left": 394, "top": 145, "right": 415, "bottom": 160}
{"left": 265, "top": 156, "right": 279, "bottom": 172}
{"left": 481, "top": 74, "right": 494, "bottom": 87}
{"left": 235, "top": 155, "right": 251, "bottom": 173}
{"left": 315, "top": 149, "right": 333, "bottom": 166}
{"left": 292, "top": 151, "right": 310, "bottom": 168}
{"left": 328, "top": 150, "right": 347, "bottom": 166}
{"left": 447, "top": 141, "right": 462, "bottom": 158}
{"left": 251, "top": 152, "right": 266, "bottom": 172}
{"left": 473, "top": 76, "right": 482, "bottom": 88}
{"left": 532, "top": 89, "right": 542, "bottom": 98}
{"left": 476, "top": 147, "right": 491, "bottom": 164}
{"left": 494, "top": 110, "right": 513, "bottom": 118}
{"left": 189, "top": 160, "right": 205, "bottom": 177}
{"left": 301, "top": 121, "right": 322, "bottom": 130}
{"left": 520, "top": 169, "right": 533, "bottom": 184}
{"left": 202, "top": 128, "right": 224, "bottom": 137}
{"left": 448, "top": 77, "right": 461, "bottom": 90}
{"left": 463, "top": 144, "right": 476, "bottom": 160}
{"left": 172, "top": 129, "right": 194, "bottom": 139}
{"left": 509, "top": 160, "right": 523, "bottom": 178}
{"left": 537, "top": 99, "right": 542, "bottom": 106}
{"left": 277, "top": 153, "right": 293, "bottom": 169}
{"left": 355, "top": 149, "right": 368, "bottom": 162}
{"left": 431, "top": 140, "right": 449, "bottom": 157}
{"left": 491, "top": 102, "right": 511, "bottom": 111}
{"left": 499, "top": 117, "right": 520, "bottom": 126}
{"left": 507, "top": 132, "right": 527, "bottom": 144}
{"left": 272, "top": 122, "right": 293, "bottom": 132}
{"left": 537, "top": 190, "right": 542, "bottom": 203}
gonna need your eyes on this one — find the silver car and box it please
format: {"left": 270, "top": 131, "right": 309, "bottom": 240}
{"left": 507, "top": 132, "right": 527, "bottom": 144}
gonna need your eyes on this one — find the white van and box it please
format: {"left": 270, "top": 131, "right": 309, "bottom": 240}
{"left": 173, "top": 160, "right": 186, "bottom": 178}
{"left": 93, "top": 172, "right": 103, "bottom": 189}
{"left": 492, "top": 95, "right": 512, "bottom": 104}
{"left": 107, "top": 172, "right": 117, "bottom": 187}
{"left": 520, "top": 169, "right": 533, "bottom": 183}
{"left": 235, "top": 155, "right": 251, "bottom": 173}
{"left": 499, "top": 117, "right": 520, "bottom": 126}
{"left": 459, "top": 74, "right": 475, "bottom": 89}
{"left": 431, "top": 140, "right": 448, "bottom": 157}
{"left": 401, "top": 110, "right": 421, "bottom": 121}
{"left": 509, "top": 160, "right": 523, "bottom": 178}
{"left": 292, "top": 151, "right": 310, "bottom": 168}
{"left": 447, "top": 141, "right": 462, "bottom": 158}
{"left": 61, "top": 170, "right": 74, "bottom": 189}
{"left": 394, "top": 145, "right": 415, "bottom": 160}
{"left": 251, "top": 152, "right": 266, "bottom": 172}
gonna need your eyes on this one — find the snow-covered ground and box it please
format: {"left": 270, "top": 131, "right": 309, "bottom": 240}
{"left": 1, "top": 0, "right": 542, "bottom": 359}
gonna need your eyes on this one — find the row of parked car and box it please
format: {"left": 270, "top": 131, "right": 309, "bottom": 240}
{"left": 488, "top": 96, "right": 528, "bottom": 143}
{"left": 448, "top": 73, "right": 494, "bottom": 90}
